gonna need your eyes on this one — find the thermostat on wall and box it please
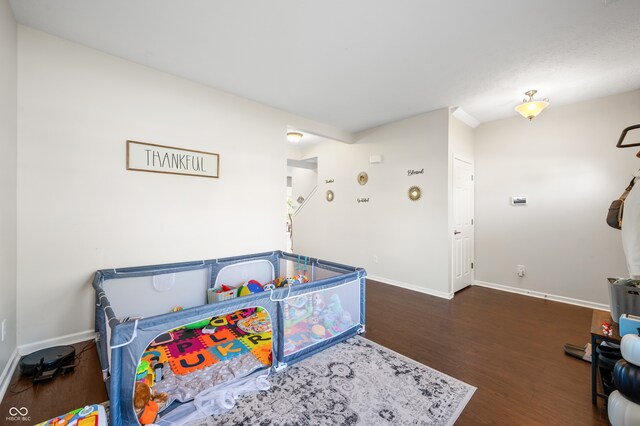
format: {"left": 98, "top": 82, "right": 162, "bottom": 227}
{"left": 511, "top": 196, "right": 527, "bottom": 206}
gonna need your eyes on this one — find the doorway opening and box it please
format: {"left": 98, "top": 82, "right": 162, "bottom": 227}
{"left": 286, "top": 157, "right": 318, "bottom": 251}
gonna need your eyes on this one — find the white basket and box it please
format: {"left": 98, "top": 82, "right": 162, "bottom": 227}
{"left": 207, "top": 288, "right": 237, "bottom": 303}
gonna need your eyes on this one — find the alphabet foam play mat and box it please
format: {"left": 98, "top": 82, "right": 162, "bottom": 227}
{"left": 34, "top": 404, "right": 107, "bottom": 426}
{"left": 141, "top": 308, "right": 272, "bottom": 376}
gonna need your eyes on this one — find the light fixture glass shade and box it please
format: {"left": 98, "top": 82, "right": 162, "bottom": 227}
{"left": 515, "top": 100, "right": 549, "bottom": 120}
{"left": 515, "top": 90, "right": 549, "bottom": 120}
{"left": 287, "top": 132, "right": 303, "bottom": 143}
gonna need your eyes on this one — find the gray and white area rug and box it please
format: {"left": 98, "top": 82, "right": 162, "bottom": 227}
{"left": 192, "top": 335, "right": 476, "bottom": 426}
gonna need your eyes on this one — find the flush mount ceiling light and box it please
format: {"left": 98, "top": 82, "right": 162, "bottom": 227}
{"left": 287, "top": 131, "right": 303, "bottom": 143}
{"left": 515, "top": 90, "right": 549, "bottom": 121}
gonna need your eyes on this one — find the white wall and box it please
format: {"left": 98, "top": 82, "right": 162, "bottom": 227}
{"left": 475, "top": 90, "right": 640, "bottom": 306}
{"left": 291, "top": 166, "right": 318, "bottom": 205}
{"left": 287, "top": 147, "right": 318, "bottom": 205}
{"left": 293, "top": 108, "right": 452, "bottom": 297}
{"left": 0, "top": 0, "right": 17, "bottom": 385}
{"left": 16, "top": 27, "right": 344, "bottom": 347}
{"left": 449, "top": 115, "right": 474, "bottom": 163}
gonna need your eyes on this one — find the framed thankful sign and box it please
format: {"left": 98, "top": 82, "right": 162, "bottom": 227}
{"left": 126, "top": 140, "right": 219, "bottom": 178}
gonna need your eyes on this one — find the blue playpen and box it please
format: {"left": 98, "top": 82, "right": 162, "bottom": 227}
{"left": 93, "top": 251, "right": 366, "bottom": 425}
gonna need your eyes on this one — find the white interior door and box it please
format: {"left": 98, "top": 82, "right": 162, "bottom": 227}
{"left": 452, "top": 157, "right": 474, "bottom": 293}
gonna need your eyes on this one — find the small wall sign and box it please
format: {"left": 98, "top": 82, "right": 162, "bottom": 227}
{"left": 407, "top": 168, "right": 424, "bottom": 176}
{"left": 325, "top": 179, "right": 335, "bottom": 184}
{"left": 126, "top": 140, "right": 220, "bottom": 178}
{"left": 357, "top": 198, "right": 370, "bottom": 203}
{"left": 511, "top": 196, "right": 527, "bottom": 205}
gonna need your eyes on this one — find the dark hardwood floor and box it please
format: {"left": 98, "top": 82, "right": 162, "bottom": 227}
{"left": 0, "top": 340, "right": 108, "bottom": 424}
{"left": 0, "top": 281, "right": 609, "bottom": 425}
{"left": 365, "top": 280, "right": 609, "bottom": 425}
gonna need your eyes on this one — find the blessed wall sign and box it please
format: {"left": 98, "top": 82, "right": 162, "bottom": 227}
{"left": 126, "top": 140, "right": 220, "bottom": 178}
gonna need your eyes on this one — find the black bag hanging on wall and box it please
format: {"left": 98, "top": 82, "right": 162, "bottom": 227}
{"left": 607, "top": 177, "right": 637, "bottom": 229}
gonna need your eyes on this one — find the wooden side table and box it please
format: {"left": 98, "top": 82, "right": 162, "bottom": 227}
{"left": 590, "top": 310, "right": 621, "bottom": 404}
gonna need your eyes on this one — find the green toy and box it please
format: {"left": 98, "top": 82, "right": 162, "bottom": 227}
{"left": 185, "top": 318, "right": 210, "bottom": 329}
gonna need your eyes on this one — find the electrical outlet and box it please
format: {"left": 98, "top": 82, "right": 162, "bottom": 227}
{"left": 517, "top": 265, "right": 526, "bottom": 278}
{"left": 1, "top": 319, "right": 6, "bottom": 342}
{"left": 372, "top": 255, "right": 379, "bottom": 264}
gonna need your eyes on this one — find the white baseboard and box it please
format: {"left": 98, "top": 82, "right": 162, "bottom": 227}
{"left": 0, "top": 347, "right": 20, "bottom": 403}
{"left": 18, "top": 329, "right": 96, "bottom": 356}
{"left": 367, "top": 275, "right": 454, "bottom": 300}
{"left": 474, "top": 280, "right": 610, "bottom": 311}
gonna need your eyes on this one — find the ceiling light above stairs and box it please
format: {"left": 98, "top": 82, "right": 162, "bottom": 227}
{"left": 287, "top": 132, "right": 303, "bottom": 143}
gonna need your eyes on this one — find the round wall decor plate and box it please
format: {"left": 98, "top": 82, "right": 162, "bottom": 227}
{"left": 357, "top": 172, "right": 368, "bottom": 185}
{"left": 408, "top": 186, "right": 422, "bottom": 201}
{"left": 326, "top": 190, "right": 334, "bottom": 202}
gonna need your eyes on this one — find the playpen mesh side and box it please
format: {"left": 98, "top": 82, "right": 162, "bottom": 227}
{"left": 279, "top": 258, "right": 340, "bottom": 282}
{"left": 94, "top": 253, "right": 279, "bottom": 379}
{"left": 209, "top": 252, "right": 280, "bottom": 289}
{"left": 102, "top": 267, "right": 210, "bottom": 320}
{"left": 281, "top": 279, "right": 361, "bottom": 357}
{"left": 212, "top": 259, "right": 275, "bottom": 289}
{"left": 108, "top": 294, "right": 281, "bottom": 426}
{"left": 278, "top": 275, "right": 365, "bottom": 367}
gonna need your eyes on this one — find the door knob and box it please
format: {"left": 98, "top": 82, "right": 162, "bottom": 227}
{"left": 454, "top": 230, "right": 461, "bottom": 235}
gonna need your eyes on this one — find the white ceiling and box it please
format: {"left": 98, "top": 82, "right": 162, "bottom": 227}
{"left": 9, "top": 0, "right": 640, "bottom": 133}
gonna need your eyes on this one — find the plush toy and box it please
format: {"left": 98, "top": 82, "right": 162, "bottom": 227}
{"left": 323, "top": 311, "right": 338, "bottom": 333}
{"left": 134, "top": 382, "right": 168, "bottom": 425}
{"left": 325, "top": 294, "right": 353, "bottom": 332}
{"left": 328, "top": 294, "right": 344, "bottom": 315}
{"left": 312, "top": 294, "right": 325, "bottom": 315}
